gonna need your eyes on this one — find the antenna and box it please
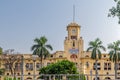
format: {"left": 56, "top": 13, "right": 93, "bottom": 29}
{"left": 73, "top": 5, "right": 75, "bottom": 22}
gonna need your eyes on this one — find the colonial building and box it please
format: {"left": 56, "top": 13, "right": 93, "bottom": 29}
{"left": 0, "top": 22, "right": 118, "bottom": 80}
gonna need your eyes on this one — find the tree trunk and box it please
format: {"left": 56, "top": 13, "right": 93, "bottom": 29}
{"left": 115, "top": 62, "right": 117, "bottom": 80}
{"left": 95, "top": 60, "right": 98, "bottom": 80}
{"left": 9, "top": 65, "right": 13, "bottom": 75}
{"left": 40, "top": 55, "right": 43, "bottom": 68}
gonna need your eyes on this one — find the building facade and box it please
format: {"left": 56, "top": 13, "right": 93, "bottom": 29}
{"left": 0, "top": 22, "right": 119, "bottom": 80}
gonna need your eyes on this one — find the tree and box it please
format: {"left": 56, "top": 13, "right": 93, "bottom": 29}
{"left": 31, "top": 36, "right": 53, "bottom": 68}
{"left": 0, "top": 47, "right": 2, "bottom": 55}
{"left": 108, "top": 0, "right": 120, "bottom": 23}
{"left": 40, "top": 60, "right": 86, "bottom": 80}
{"left": 108, "top": 40, "right": 120, "bottom": 79}
{"left": 1, "top": 54, "right": 22, "bottom": 76}
{"left": 87, "top": 38, "right": 106, "bottom": 80}
{"left": 40, "top": 60, "right": 78, "bottom": 74}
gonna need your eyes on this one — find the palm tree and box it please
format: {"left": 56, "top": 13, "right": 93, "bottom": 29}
{"left": 87, "top": 38, "right": 106, "bottom": 80}
{"left": 31, "top": 36, "right": 53, "bottom": 68}
{"left": 108, "top": 40, "right": 120, "bottom": 80}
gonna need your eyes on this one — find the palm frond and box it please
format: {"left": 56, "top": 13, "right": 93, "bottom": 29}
{"left": 31, "top": 45, "right": 39, "bottom": 51}
{"left": 108, "top": 43, "right": 114, "bottom": 49}
{"left": 87, "top": 38, "right": 105, "bottom": 60}
{"left": 45, "top": 44, "right": 53, "bottom": 51}
{"left": 34, "top": 38, "right": 40, "bottom": 43}
{"left": 40, "top": 36, "right": 48, "bottom": 45}
{"left": 109, "top": 50, "right": 114, "bottom": 61}
{"left": 99, "top": 45, "right": 106, "bottom": 51}
{"left": 86, "top": 47, "right": 93, "bottom": 52}
{"left": 95, "top": 38, "right": 100, "bottom": 43}
{"left": 89, "top": 41, "right": 95, "bottom": 47}
{"left": 116, "top": 40, "right": 120, "bottom": 46}
{"left": 91, "top": 49, "right": 96, "bottom": 59}
{"left": 108, "top": 40, "right": 120, "bottom": 63}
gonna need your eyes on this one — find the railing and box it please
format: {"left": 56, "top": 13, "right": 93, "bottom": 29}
{"left": 1, "top": 74, "right": 120, "bottom": 80}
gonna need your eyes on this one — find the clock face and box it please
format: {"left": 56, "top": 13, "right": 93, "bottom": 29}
{"left": 69, "top": 49, "right": 79, "bottom": 54}
{"left": 72, "top": 29, "right": 76, "bottom": 34}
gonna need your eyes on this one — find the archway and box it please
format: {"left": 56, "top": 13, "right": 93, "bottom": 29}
{"left": 93, "top": 77, "right": 100, "bottom": 80}
{"left": 104, "top": 77, "right": 111, "bottom": 80}
{"left": 26, "top": 77, "right": 32, "bottom": 80}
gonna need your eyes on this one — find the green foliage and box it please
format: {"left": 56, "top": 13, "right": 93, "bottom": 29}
{"left": 40, "top": 60, "right": 78, "bottom": 74}
{"left": 4, "top": 77, "right": 20, "bottom": 80}
{"left": 108, "top": 0, "right": 120, "bottom": 23}
{"left": 87, "top": 38, "right": 106, "bottom": 60}
{"left": 0, "top": 47, "right": 2, "bottom": 55}
{"left": 108, "top": 40, "right": 120, "bottom": 62}
{"left": 0, "top": 68, "right": 5, "bottom": 75}
{"left": 31, "top": 36, "right": 53, "bottom": 67}
{"left": 108, "top": 40, "right": 120, "bottom": 79}
{"left": 31, "top": 36, "right": 53, "bottom": 58}
{"left": 87, "top": 38, "right": 105, "bottom": 80}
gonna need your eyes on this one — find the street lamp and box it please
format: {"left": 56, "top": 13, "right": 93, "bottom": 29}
{"left": 21, "top": 55, "right": 24, "bottom": 80}
{"left": 32, "top": 55, "right": 38, "bottom": 80}
{"left": 90, "top": 69, "right": 92, "bottom": 80}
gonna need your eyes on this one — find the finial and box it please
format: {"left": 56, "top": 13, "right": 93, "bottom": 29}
{"left": 73, "top": 5, "right": 75, "bottom": 22}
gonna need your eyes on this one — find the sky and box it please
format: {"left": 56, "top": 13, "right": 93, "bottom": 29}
{"left": 0, "top": 0, "right": 119, "bottom": 54}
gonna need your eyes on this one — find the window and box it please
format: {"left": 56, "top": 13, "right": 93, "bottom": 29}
{"left": 15, "top": 63, "right": 22, "bottom": 71}
{"left": 106, "top": 72, "right": 109, "bottom": 75}
{"left": 28, "top": 72, "right": 31, "bottom": 75}
{"left": 26, "top": 63, "right": 33, "bottom": 71}
{"left": 71, "top": 36, "right": 77, "bottom": 40}
{"left": 117, "top": 72, "right": 120, "bottom": 75}
{"left": 70, "top": 54, "right": 77, "bottom": 58}
{"left": 36, "top": 63, "right": 41, "bottom": 70}
{"left": 104, "top": 63, "right": 111, "bottom": 70}
{"left": 7, "top": 73, "right": 9, "bottom": 75}
{"left": 85, "top": 55, "right": 89, "bottom": 57}
{"left": 73, "top": 41, "right": 75, "bottom": 47}
{"left": 86, "top": 62, "right": 89, "bottom": 68}
{"left": 17, "top": 73, "right": 20, "bottom": 76}
{"left": 51, "top": 55, "right": 53, "bottom": 57}
{"left": 93, "top": 63, "right": 101, "bottom": 70}
{"left": 117, "top": 63, "right": 120, "bottom": 70}
{"left": 104, "top": 55, "right": 106, "bottom": 58}
{"left": 59, "top": 55, "right": 63, "bottom": 58}
{"left": 5, "top": 63, "right": 10, "bottom": 71}
{"left": 47, "top": 63, "right": 50, "bottom": 66}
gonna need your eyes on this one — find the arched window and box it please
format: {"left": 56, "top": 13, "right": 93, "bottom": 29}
{"left": 59, "top": 55, "right": 63, "bottom": 58}
{"left": 73, "top": 41, "right": 75, "bottom": 47}
{"left": 70, "top": 54, "right": 77, "bottom": 58}
{"left": 94, "top": 77, "right": 100, "bottom": 80}
{"left": 26, "top": 77, "right": 32, "bottom": 80}
{"left": 105, "top": 77, "right": 111, "bottom": 80}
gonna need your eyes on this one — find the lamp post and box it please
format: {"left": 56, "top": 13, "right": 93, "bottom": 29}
{"left": 90, "top": 69, "right": 92, "bottom": 80}
{"left": 21, "top": 55, "right": 24, "bottom": 80}
{"left": 32, "top": 55, "right": 38, "bottom": 80}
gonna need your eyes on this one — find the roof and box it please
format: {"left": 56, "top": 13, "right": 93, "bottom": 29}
{"left": 67, "top": 22, "right": 80, "bottom": 29}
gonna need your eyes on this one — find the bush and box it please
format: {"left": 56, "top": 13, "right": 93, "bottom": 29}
{"left": 4, "top": 77, "right": 20, "bottom": 80}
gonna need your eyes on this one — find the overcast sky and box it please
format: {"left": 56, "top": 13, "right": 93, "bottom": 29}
{"left": 0, "top": 0, "right": 119, "bottom": 53}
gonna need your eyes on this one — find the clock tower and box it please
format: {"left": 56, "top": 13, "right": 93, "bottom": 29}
{"left": 64, "top": 22, "right": 84, "bottom": 60}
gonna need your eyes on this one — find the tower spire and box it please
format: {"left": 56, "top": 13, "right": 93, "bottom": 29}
{"left": 73, "top": 5, "right": 75, "bottom": 22}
